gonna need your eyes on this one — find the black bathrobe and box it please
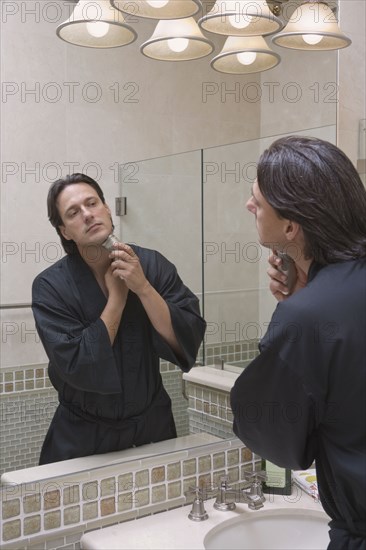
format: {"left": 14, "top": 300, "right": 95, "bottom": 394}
{"left": 231, "top": 259, "right": 366, "bottom": 549}
{"left": 32, "top": 245, "right": 206, "bottom": 464}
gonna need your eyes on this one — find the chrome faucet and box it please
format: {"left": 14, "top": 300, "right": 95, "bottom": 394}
{"left": 214, "top": 472, "right": 267, "bottom": 512}
{"left": 185, "top": 487, "right": 209, "bottom": 521}
{"left": 213, "top": 356, "right": 224, "bottom": 370}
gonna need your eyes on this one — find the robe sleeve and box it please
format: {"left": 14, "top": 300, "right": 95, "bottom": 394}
{"left": 32, "top": 275, "right": 122, "bottom": 395}
{"left": 140, "top": 248, "right": 206, "bottom": 372}
{"left": 230, "top": 304, "right": 319, "bottom": 471}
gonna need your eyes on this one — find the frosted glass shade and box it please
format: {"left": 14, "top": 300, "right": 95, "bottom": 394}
{"left": 211, "top": 35, "right": 280, "bottom": 74}
{"left": 272, "top": 2, "right": 351, "bottom": 50}
{"left": 198, "top": 0, "right": 284, "bottom": 37}
{"left": 112, "top": 0, "right": 202, "bottom": 20}
{"left": 57, "top": 0, "right": 136, "bottom": 48}
{"left": 141, "top": 18, "right": 214, "bottom": 61}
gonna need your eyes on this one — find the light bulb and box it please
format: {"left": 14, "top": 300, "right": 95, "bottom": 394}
{"left": 302, "top": 34, "right": 323, "bottom": 45}
{"left": 229, "top": 14, "right": 252, "bottom": 29}
{"left": 237, "top": 51, "right": 257, "bottom": 65}
{"left": 146, "top": 1, "right": 170, "bottom": 7}
{"left": 86, "top": 21, "right": 110, "bottom": 38}
{"left": 167, "top": 38, "right": 189, "bottom": 52}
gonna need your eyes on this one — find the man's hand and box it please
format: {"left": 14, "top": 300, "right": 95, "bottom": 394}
{"left": 110, "top": 243, "right": 151, "bottom": 296}
{"left": 105, "top": 264, "right": 129, "bottom": 302}
{"left": 268, "top": 252, "right": 307, "bottom": 301}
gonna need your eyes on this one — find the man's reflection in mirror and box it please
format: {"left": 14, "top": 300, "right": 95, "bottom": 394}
{"left": 32, "top": 173, "right": 206, "bottom": 464}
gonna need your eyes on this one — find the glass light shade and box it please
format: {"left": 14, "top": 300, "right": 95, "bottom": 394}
{"left": 140, "top": 17, "right": 214, "bottom": 61}
{"left": 211, "top": 35, "right": 280, "bottom": 73}
{"left": 198, "top": 0, "right": 284, "bottom": 37}
{"left": 272, "top": 2, "right": 351, "bottom": 50}
{"left": 112, "top": 0, "right": 201, "bottom": 20}
{"left": 57, "top": 0, "right": 136, "bottom": 48}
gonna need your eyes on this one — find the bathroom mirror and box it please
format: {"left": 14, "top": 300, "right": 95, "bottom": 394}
{"left": 1, "top": 0, "right": 338, "bottom": 474}
{"left": 119, "top": 124, "right": 336, "bottom": 443}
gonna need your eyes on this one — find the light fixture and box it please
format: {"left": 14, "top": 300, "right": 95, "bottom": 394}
{"left": 56, "top": 0, "right": 136, "bottom": 48}
{"left": 55, "top": 0, "right": 352, "bottom": 71}
{"left": 211, "top": 35, "right": 280, "bottom": 73}
{"left": 272, "top": 1, "right": 352, "bottom": 50}
{"left": 112, "top": 0, "right": 202, "bottom": 20}
{"left": 141, "top": 17, "right": 214, "bottom": 61}
{"left": 198, "top": 0, "right": 284, "bottom": 37}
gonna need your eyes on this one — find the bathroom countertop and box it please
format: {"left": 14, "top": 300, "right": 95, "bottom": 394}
{"left": 80, "top": 490, "right": 328, "bottom": 550}
{"left": 183, "top": 365, "right": 240, "bottom": 392}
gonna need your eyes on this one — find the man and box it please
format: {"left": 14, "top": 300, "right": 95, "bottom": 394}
{"left": 32, "top": 173, "right": 206, "bottom": 464}
{"left": 230, "top": 136, "right": 366, "bottom": 549}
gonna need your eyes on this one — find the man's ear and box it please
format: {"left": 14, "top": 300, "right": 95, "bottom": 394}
{"left": 284, "top": 220, "right": 301, "bottom": 242}
{"left": 59, "top": 225, "right": 71, "bottom": 241}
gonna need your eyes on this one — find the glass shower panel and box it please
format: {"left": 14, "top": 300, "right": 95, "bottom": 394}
{"left": 119, "top": 150, "right": 203, "bottom": 304}
{"left": 118, "top": 150, "right": 203, "bottom": 437}
{"left": 203, "top": 139, "right": 262, "bottom": 367}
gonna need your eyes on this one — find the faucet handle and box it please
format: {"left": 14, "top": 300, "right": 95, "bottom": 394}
{"left": 218, "top": 475, "right": 230, "bottom": 486}
{"left": 244, "top": 470, "right": 267, "bottom": 483}
{"left": 184, "top": 486, "right": 203, "bottom": 498}
{"left": 184, "top": 487, "right": 209, "bottom": 522}
{"left": 185, "top": 484, "right": 217, "bottom": 500}
{"left": 244, "top": 470, "right": 267, "bottom": 505}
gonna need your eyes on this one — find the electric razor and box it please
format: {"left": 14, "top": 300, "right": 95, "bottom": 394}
{"left": 101, "top": 233, "right": 121, "bottom": 252}
{"left": 275, "top": 250, "right": 297, "bottom": 294}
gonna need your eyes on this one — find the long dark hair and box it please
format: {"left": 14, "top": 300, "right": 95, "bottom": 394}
{"left": 47, "top": 173, "right": 106, "bottom": 255}
{"left": 257, "top": 136, "right": 366, "bottom": 264}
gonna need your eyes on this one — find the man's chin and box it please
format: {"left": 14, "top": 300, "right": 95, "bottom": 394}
{"left": 260, "top": 241, "right": 272, "bottom": 249}
{"left": 97, "top": 235, "right": 108, "bottom": 246}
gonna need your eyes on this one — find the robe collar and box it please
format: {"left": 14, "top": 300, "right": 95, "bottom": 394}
{"left": 67, "top": 252, "right": 107, "bottom": 321}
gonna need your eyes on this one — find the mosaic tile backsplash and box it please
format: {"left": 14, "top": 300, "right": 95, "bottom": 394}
{"left": 0, "top": 438, "right": 259, "bottom": 549}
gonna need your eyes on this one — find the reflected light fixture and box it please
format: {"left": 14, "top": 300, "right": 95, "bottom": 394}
{"left": 198, "top": 0, "right": 284, "bottom": 37}
{"left": 112, "top": 0, "right": 202, "bottom": 20}
{"left": 141, "top": 17, "right": 214, "bottom": 61}
{"left": 56, "top": 0, "right": 136, "bottom": 48}
{"left": 272, "top": 1, "right": 351, "bottom": 50}
{"left": 211, "top": 35, "right": 280, "bottom": 73}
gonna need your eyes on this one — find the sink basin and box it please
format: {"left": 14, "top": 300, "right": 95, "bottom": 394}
{"left": 80, "top": 491, "right": 329, "bottom": 550}
{"left": 204, "top": 508, "right": 329, "bottom": 550}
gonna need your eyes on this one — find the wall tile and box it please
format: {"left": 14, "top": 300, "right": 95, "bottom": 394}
{"left": 82, "top": 502, "right": 98, "bottom": 522}
{"left": 24, "top": 515, "right": 41, "bottom": 536}
{"left": 64, "top": 506, "right": 80, "bottom": 526}
{"left": 151, "top": 467, "right": 165, "bottom": 484}
{"left": 100, "top": 498, "right": 115, "bottom": 517}
{"left": 44, "top": 511, "right": 61, "bottom": 530}
{"left": 82, "top": 483, "right": 98, "bottom": 502}
{"left": 134, "top": 470, "right": 149, "bottom": 489}
{"left": 2, "top": 519, "right": 21, "bottom": 542}
{"left": 135, "top": 489, "right": 149, "bottom": 508}
{"left": 44, "top": 490, "right": 60, "bottom": 511}
{"left": 2, "top": 499, "right": 20, "bottom": 519}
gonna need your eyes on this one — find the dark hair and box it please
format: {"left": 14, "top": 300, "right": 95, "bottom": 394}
{"left": 47, "top": 173, "right": 106, "bottom": 255}
{"left": 257, "top": 136, "right": 366, "bottom": 264}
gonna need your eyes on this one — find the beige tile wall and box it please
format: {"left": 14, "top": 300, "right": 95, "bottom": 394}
{"left": 1, "top": 439, "right": 258, "bottom": 549}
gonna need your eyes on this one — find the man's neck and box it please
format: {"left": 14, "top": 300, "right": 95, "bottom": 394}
{"left": 295, "top": 256, "right": 313, "bottom": 276}
{"left": 78, "top": 245, "right": 111, "bottom": 278}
